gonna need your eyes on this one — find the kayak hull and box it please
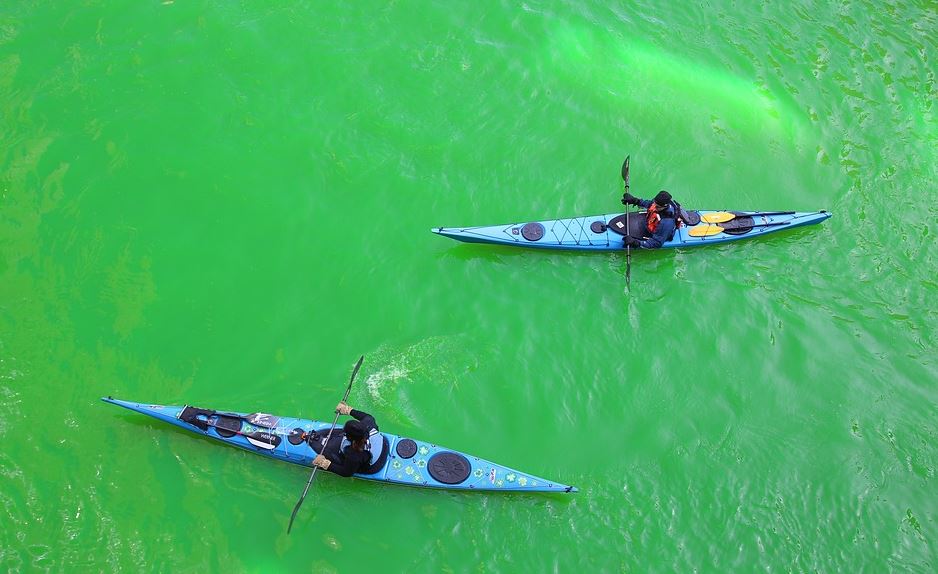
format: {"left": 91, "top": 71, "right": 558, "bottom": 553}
{"left": 103, "top": 398, "right": 576, "bottom": 493}
{"left": 432, "top": 210, "right": 831, "bottom": 251}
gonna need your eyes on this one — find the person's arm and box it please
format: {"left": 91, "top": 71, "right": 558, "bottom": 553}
{"left": 639, "top": 217, "right": 676, "bottom": 249}
{"left": 349, "top": 409, "right": 376, "bottom": 430}
{"left": 622, "top": 193, "right": 652, "bottom": 208}
{"left": 316, "top": 450, "right": 367, "bottom": 477}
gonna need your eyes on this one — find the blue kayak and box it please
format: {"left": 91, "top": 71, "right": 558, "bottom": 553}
{"left": 432, "top": 209, "right": 831, "bottom": 251}
{"left": 103, "top": 397, "right": 576, "bottom": 493}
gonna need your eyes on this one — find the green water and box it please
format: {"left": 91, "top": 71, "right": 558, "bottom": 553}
{"left": 2, "top": 1, "right": 936, "bottom": 571}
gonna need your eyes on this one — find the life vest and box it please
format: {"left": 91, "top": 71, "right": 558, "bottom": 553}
{"left": 646, "top": 202, "right": 675, "bottom": 233}
{"left": 645, "top": 202, "right": 681, "bottom": 240}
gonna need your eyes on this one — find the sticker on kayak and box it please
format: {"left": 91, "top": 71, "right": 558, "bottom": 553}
{"left": 246, "top": 413, "right": 279, "bottom": 428}
{"left": 615, "top": 221, "right": 624, "bottom": 229}
{"left": 489, "top": 468, "right": 497, "bottom": 483}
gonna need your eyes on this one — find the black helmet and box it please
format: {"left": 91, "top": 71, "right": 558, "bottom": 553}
{"left": 653, "top": 190, "right": 672, "bottom": 207}
{"left": 343, "top": 420, "right": 367, "bottom": 441}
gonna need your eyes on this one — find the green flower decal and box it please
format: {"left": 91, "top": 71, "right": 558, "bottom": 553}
{"left": 506, "top": 473, "right": 516, "bottom": 482}
{"left": 416, "top": 459, "right": 426, "bottom": 468}
{"left": 518, "top": 477, "right": 528, "bottom": 486}
{"left": 496, "top": 479, "right": 504, "bottom": 487}
{"left": 473, "top": 469, "right": 484, "bottom": 478}
{"left": 405, "top": 466, "right": 414, "bottom": 475}
{"left": 392, "top": 460, "right": 402, "bottom": 470}
{"left": 418, "top": 445, "right": 430, "bottom": 456}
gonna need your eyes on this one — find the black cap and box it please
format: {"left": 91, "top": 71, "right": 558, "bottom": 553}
{"left": 344, "top": 420, "right": 367, "bottom": 441}
{"left": 654, "top": 191, "right": 672, "bottom": 207}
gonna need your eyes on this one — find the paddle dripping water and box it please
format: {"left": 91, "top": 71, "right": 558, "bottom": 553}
{"left": 1, "top": 1, "right": 935, "bottom": 571}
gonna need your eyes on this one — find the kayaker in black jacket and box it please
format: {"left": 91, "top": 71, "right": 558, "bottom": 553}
{"left": 621, "top": 190, "right": 679, "bottom": 249}
{"left": 311, "top": 402, "right": 381, "bottom": 477}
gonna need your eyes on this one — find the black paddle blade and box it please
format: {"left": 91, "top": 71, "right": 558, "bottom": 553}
{"left": 287, "top": 497, "right": 303, "bottom": 534}
{"left": 347, "top": 355, "right": 364, "bottom": 390}
{"left": 621, "top": 155, "right": 630, "bottom": 183}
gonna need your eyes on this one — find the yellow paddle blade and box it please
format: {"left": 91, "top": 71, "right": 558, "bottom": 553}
{"left": 688, "top": 224, "right": 725, "bottom": 237}
{"left": 701, "top": 211, "right": 735, "bottom": 223}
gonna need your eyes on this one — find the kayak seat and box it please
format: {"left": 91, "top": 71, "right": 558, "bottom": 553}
{"left": 361, "top": 435, "right": 390, "bottom": 475}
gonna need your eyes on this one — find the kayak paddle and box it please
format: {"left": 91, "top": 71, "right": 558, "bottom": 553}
{"left": 621, "top": 155, "right": 631, "bottom": 291}
{"left": 287, "top": 355, "right": 364, "bottom": 534}
{"left": 700, "top": 210, "right": 796, "bottom": 224}
{"left": 688, "top": 220, "right": 791, "bottom": 237}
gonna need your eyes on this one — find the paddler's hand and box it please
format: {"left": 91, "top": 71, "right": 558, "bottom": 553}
{"left": 621, "top": 193, "right": 640, "bottom": 206}
{"left": 312, "top": 454, "right": 331, "bottom": 470}
{"left": 624, "top": 237, "right": 641, "bottom": 249}
{"left": 335, "top": 402, "right": 352, "bottom": 416}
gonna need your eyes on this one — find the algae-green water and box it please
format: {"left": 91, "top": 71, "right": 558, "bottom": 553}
{"left": 1, "top": 1, "right": 936, "bottom": 571}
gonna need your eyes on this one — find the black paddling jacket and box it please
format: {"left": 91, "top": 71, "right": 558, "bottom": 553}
{"left": 321, "top": 409, "right": 378, "bottom": 477}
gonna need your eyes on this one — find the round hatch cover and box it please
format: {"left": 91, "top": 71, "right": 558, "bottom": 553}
{"left": 521, "top": 222, "right": 545, "bottom": 241}
{"left": 427, "top": 451, "right": 471, "bottom": 484}
{"left": 396, "top": 438, "right": 418, "bottom": 459}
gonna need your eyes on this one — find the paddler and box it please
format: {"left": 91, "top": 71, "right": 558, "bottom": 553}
{"left": 309, "top": 402, "right": 384, "bottom": 477}
{"left": 621, "top": 190, "right": 679, "bottom": 249}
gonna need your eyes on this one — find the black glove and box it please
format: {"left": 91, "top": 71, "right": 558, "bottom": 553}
{"left": 624, "top": 237, "right": 641, "bottom": 248}
{"left": 621, "top": 193, "right": 640, "bottom": 206}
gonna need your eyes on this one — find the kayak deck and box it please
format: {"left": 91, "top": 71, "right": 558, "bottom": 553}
{"left": 433, "top": 210, "right": 831, "bottom": 251}
{"left": 103, "top": 398, "right": 576, "bottom": 493}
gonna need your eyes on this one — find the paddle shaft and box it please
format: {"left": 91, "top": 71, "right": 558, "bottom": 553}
{"left": 622, "top": 156, "right": 631, "bottom": 290}
{"left": 690, "top": 220, "right": 792, "bottom": 237}
{"left": 287, "top": 355, "right": 364, "bottom": 534}
{"left": 734, "top": 210, "right": 795, "bottom": 218}
{"left": 723, "top": 220, "right": 791, "bottom": 230}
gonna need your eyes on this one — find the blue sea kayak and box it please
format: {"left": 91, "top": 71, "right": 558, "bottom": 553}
{"left": 103, "top": 397, "right": 576, "bottom": 493}
{"left": 432, "top": 209, "right": 831, "bottom": 251}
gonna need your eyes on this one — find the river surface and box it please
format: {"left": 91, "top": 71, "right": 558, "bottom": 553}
{"left": 1, "top": 1, "right": 936, "bottom": 571}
